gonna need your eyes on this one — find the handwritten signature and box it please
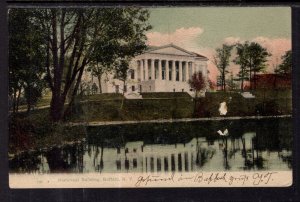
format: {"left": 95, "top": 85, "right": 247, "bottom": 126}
{"left": 135, "top": 172, "right": 277, "bottom": 187}
{"left": 135, "top": 173, "right": 175, "bottom": 187}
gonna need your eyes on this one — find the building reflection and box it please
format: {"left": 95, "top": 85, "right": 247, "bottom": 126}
{"left": 9, "top": 132, "right": 292, "bottom": 174}
{"left": 81, "top": 132, "right": 291, "bottom": 173}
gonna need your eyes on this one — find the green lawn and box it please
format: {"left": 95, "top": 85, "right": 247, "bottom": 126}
{"left": 9, "top": 90, "right": 292, "bottom": 154}
{"left": 67, "top": 90, "right": 291, "bottom": 122}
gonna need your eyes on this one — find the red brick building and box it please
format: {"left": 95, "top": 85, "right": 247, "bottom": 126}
{"left": 253, "top": 73, "right": 291, "bottom": 89}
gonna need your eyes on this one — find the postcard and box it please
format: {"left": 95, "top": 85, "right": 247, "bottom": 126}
{"left": 8, "top": 6, "right": 292, "bottom": 188}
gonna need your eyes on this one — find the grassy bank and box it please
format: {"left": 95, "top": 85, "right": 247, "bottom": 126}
{"left": 68, "top": 90, "right": 291, "bottom": 122}
{"left": 9, "top": 111, "right": 86, "bottom": 155}
{"left": 10, "top": 90, "right": 291, "bottom": 154}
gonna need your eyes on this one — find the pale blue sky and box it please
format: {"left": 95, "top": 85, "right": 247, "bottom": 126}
{"left": 146, "top": 7, "right": 291, "bottom": 78}
{"left": 148, "top": 7, "right": 291, "bottom": 48}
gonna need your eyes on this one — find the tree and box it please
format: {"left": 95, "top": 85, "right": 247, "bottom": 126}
{"left": 188, "top": 72, "right": 206, "bottom": 98}
{"left": 247, "top": 42, "right": 271, "bottom": 90}
{"left": 114, "top": 58, "right": 131, "bottom": 109}
{"left": 9, "top": 9, "right": 46, "bottom": 113}
{"left": 226, "top": 72, "right": 238, "bottom": 91}
{"left": 214, "top": 44, "right": 233, "bottom": 91}
{"left": 233, "top": 43, "right": 250, "bottom": 91}
{"left": 31, "top": 8, "right": 151, "bottom": 122}
{"left": 276, "top": 50, "right": 292, "bottom": 75}
{"left": 188, "top": 72, "right": 207, "bottom": 116}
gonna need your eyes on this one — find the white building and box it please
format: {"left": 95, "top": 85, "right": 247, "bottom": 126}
{"left": 87, "top": 44, "right": 209, "bottom": 98}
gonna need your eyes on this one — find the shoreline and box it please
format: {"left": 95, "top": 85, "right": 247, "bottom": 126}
{"left": 9, "top": 115, "right": 291, "bottom": 158}
{"left": 69, "top": 114, "right": 292, "bottom": 127}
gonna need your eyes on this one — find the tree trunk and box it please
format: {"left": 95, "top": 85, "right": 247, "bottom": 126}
{"left": 12, "top": 88, "right": 17, "bottom": 113}
{"left": 63, "top": 66, "right": 85, "bottom": 119}
{"left": 249, "top": 59, "right": 252, "bottom": 90}
{"left": 222, "top": 71, "right": 226, "bottom": 92}
{"left": 241, "top": 68, "right": 244, "bottom": 92}
{"left": 254, "top": 70, "right": 256, "bottom": 90}
{"left": 26, "top": 102, "right": 31, "bottom": 114}
{"left": 16, "top": 87, "right": 22, "bottom": 112}
{"left": 50, "top": 97, "right": 65, "bottom": 122}
{"left": 120, "top": 80, "right": 125, "bottom": 110}
{"left": 97, "top": 74, "right": 102, "bottom": 94}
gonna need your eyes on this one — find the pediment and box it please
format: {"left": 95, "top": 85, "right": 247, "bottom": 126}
{"left": 147, "top": 44, "right": 196, "bottom": 56}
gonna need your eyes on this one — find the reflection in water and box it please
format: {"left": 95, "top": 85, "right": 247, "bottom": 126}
{"left": 10, "top": 133, "right": 292, "bottom": 174}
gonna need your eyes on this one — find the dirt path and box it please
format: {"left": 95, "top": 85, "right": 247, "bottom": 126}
{"left": 68, "top": 114, "right": 292, "bottom": 126}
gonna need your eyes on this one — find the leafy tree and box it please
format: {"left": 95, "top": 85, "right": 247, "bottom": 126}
{"left": 276, "top": 50, "right": 292, "bottom": 75}
{"left": 233, "top": 43, "right": 250, "bottom": 91}
{"left": 30, "top": 8, "right": 151, "bottom": 121}
{"left": 188, "top": 72, "right": 207, "bottom": 116}
{"left": 9, "top": 9, "right": 46, "bottom": 113}
{"left": 226, "top": 72, "right": 238, "bottom": 91}
{"left": 214, "top": 44, "right": 233, "bottom": 91}
{"left": 188, "top": 72, "right": 206, "bottom": 98}
{"left": 247, "top": 42, "right": 271, "bottom": 90}
{"left": 114, "top": 58, "right": 131, "bottom": 109}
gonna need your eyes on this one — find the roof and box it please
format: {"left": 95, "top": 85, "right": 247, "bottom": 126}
{"left": 145, "top": 43, "right": 208, "bottom": 60}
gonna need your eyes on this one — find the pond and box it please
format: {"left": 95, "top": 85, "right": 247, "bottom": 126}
{"left": 9, "top": 117, "right": 292, "bottom": 173}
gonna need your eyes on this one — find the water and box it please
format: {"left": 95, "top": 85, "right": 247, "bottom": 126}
{"left": 9, "top": 118, "right": 292, "bottom": 173}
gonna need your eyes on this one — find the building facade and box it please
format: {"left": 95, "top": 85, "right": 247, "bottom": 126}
{"left": 88, "top": 44, "right": 209, "bottom": 98}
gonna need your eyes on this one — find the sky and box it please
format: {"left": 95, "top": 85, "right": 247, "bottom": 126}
{"left": 146, "top": 7, "right": 291, "bottom": 82}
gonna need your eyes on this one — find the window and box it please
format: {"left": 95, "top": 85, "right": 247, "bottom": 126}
{"left": 132, "top": 86, "right": 135, "bottom": 92}
{"left": 131, "top": 70, "right": 135, "bottom": 79}
{"left": 139, "top": 85, "right": 142, "bottom": 93}
{"left": 124, "top": 85, "right": 127, "bottom": 93}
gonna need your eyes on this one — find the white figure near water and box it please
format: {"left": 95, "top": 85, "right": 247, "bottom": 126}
{"left": 219, "top": 101, "right": 228, "bottom": 116}
{"left": 217, "top": 129, "right": 229, "bottom": 136}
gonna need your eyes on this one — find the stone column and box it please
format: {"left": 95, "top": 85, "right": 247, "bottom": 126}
{"left": 187, "top": 151, "right": 191, "bottom": 172}
{"left": 139, "top": 60, "right": 144, "bottom": 81}
{"left": 185, "top": 62, "right": 189, "bottom": 82}
{"left": 147, "top": 156, "right": 151, "bottom": 173}
{"left": 158, "top": 60, "right": 162, "bottom": 80}
{"left": 151, "top": 59, "right": 155, "bottom": 80}
{"left": 161, "top": 156, "right": 165, "bottom": 172}
{"left": 154, "top": 156, "right": 157, "bottom": 173}
{"left": 179, "top": 61, "right": 183, "bottom": 81}
{"left": 174, "top": 153, "right": 178, "bottom": 172}
{"left": 143, "top": 156, "right": 146, "bottom": 173}
{"left": 172, "top": 61, "right": 176, "bottom": 81}
{"left": 166, "top": 60, "right": 169, "bottom": 81}
{"left": 168, "top": 155, "right": 172, "bottom": 172}
{"left": 144, "top": 59, "right": 148, "bottom": 81}
{"left": 191, "top": 62, "right": 195, "bottom": 76}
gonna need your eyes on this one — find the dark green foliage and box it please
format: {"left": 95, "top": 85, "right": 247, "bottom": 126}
{"left": 214, "top": 44, "right": 234, "bottom": 91}
{"left": 277, "top": 50, "right": 292, "bottom": 75}
{"left": 9, "top": 9, "right": 47, "bottom": 113}
{"left": 9, "top": 8, "right": 151, "bottom": 121}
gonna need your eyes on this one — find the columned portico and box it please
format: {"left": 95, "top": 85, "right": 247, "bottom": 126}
{"left": 98, "top": 44, "right": 208, "bottom": 97}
